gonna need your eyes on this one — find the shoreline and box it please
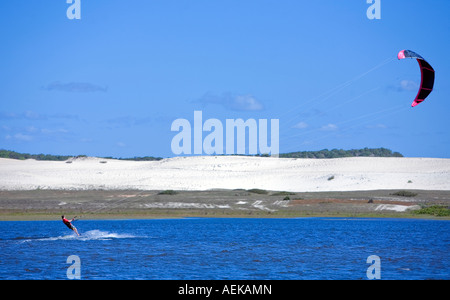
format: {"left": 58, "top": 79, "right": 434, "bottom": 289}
{"left": 1, "top": 156, "right": 449, "bottom": 220}
{"left": 2, "top": 212, "right": 448, "bottom": 222}
{"left": 1, "top": 189, "right": 449, "bottom": 221}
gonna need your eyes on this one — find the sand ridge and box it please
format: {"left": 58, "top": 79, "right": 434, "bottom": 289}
{"left": 0, "top": 156, "right": 449, "bottom": 192}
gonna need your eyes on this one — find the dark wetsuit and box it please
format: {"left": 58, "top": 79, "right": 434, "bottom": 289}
{"left": 62, "top": 218, "right": 74, "bottom": 230}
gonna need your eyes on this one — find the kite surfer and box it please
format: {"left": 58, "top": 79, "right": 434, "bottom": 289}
{"left": 61, "top": 215, "right": 80, "bottom": 236}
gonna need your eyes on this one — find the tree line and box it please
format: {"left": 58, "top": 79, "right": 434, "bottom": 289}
{"left": 279, "top": 148, "right": 403, "bottom": 159}
{"left": 0, "top": 147, "right": 402, "bottom": 161}
{"left": 0, "top": 150, "right": 162, "bottom": 161}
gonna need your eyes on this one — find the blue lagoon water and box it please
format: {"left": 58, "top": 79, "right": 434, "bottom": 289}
{"left": 0, "top": 218, "right": 448, "bottom": 280}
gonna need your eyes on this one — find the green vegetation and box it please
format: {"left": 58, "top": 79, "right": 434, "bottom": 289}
{"left": 390, "top": 190, "right": 418, "bottom": 197}
{"left": 271, "top": 191, "right": 296, "bottom": 196}
{"left": 157, "top": 190, "right": 178, "bottom": 195}
{"left": 247, "top": 189, "right": 269, "bottom": 195}
{"left": 413, "top": 205, "right": 450, "bottom": 217}
{"left": 1, "top": 147, "right": 402, "bottom": 162}
{"left": 109, "top": 156, "right": 162, "bottom": 161}
{"left": 280, "top": 147, "right": 403, "bottom": 159}
{"left": 0, "top": 149, "right": 162, "bottom": 162}
{"left": 0, "top": 149, "right": 75, "bottom": 161}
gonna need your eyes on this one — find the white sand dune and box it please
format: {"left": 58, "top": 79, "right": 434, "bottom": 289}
{"left": 0, "top": 156, "right": 449, "bottom": 192}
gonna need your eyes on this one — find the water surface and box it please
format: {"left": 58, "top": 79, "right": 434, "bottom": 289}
{"left": 0, "top": 218, "right": 448, "bottom": 279}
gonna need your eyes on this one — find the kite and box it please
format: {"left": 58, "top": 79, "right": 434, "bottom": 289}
{"left": 397, "top": 50, "right": 435, "bottom": 107}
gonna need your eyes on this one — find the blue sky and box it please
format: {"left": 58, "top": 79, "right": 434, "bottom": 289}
{"left": 1, "top": 0, "right": 449, "bottom": 158}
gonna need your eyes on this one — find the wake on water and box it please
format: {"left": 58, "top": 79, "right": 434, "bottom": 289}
{"left": 17, "top": 230, "right": 139, "bottom": 243}
{"left": 76, "top": 230, "right": 138, "bottom": 241}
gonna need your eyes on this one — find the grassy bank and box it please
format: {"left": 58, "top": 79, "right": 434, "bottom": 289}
{"left": 0, "top": 189, "right": 449, "bottom": 221}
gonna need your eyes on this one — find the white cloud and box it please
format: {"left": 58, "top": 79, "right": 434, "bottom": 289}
{"left": 43, "top": 81, "right": 107, "bottom": 93}
{"left": 40, "top": 128, "right": 69, "bottom": 134}
{"left": 196, "top": 92, "right": 264, "bottom": 111}
{"left": 292, "top": 121, "right": 308, "bottom": 129}
{"left": 7, "top": 133, "right": 33, "bottom": 142}
{"left": 399, "top": 80, "right": 419, "bottom": 91}
{"left": 321, "top": 124, "right": 338, "bottom": 131}
{"left": 231, "top": 95, "right": 264, "bottom": 111}
{"left": 3, "top": 126, "right": 70, "bottom": 143}
{"left": 386, "top": 79, "right": 420, "bottom": 93}
{"left": 26, "top": 126, "right": 39, "bottom": 133}
{"left": 366, "top": 124, "right": 387, "bottom": 129}
{"left": 0, "top": 111, "right": 78, "bottom": 121}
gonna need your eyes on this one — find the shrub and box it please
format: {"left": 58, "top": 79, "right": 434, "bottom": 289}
{"left": 247, "top": 189, "right": 268, "bottom": 195}
{"left": 413, "top": 205, "right": 450, "bottom": 217}
{"left": 390, "top": 190, "right": 418, "bottom": 197}
{"left": 271, "top": 191, "right": 296, "bottom": 196}
{"left": 158, "top": 190, "right": 178, "bottom": 195}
